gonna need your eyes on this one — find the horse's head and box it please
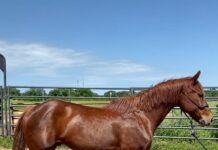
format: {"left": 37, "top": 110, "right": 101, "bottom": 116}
{"left": 179, "top": 71, "right": 213, "bottom": 126}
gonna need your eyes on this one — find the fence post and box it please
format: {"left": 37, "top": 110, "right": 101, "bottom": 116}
{"left": 0, "top": 86, "right": 3, "bottom": 136}
{"left": 129, "top": 87, "right": 134, "bottom": 95}
{"left": 7, "top": 87, "right": 12, "bottom": 136}
{"left": 0, "top": 54, "right": 7, "bottom": 136}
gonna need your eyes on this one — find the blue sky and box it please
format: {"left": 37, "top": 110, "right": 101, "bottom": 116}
{"left": 0, "top": 0, "right": 218, "bottom": 87}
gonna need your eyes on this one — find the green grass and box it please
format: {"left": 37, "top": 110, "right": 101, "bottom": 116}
{"left": 0, "top": 137, "right": 217, "bottom": 149}
{"left": 152, "top": 139, "right": 218, "bottom": 150}
{"left": 0, "top": 137, "right": 13, "bottom": 149}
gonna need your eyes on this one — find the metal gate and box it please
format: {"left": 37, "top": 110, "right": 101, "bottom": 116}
{"left": 0, "top": 54, "right": 6, "bottom": 136}
{"left": 0, "top": 86, "right": 4, "bottom": 136}
{"left": 5, "top": 86, "right": 218, "bottom": 141}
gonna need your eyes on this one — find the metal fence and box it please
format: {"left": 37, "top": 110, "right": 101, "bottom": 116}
{"left": 0, "top": 86, "right": 4, "bottom": 136}
{"left": 1, "top": 86, "right": 218, "bottom": 141}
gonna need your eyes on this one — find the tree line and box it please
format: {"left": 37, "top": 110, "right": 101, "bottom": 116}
{"left": 8, "top": 88, "right": 130, "bottom": 97}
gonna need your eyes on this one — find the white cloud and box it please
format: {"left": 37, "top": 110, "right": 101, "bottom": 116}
{"left": 0, "top": 40, "right": 178, "bottom": 87}
{"left": 0, "top": 41, "right": 90, "bottom": 76}
{"left": 0, "top": 40, "right": 151, "bottom": 76}
{"left": 88, "top": 60, "right": 151, "bottom": 75}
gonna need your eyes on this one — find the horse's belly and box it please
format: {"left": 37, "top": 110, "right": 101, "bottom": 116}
{"left": 61, "top": 121, "right": 118, "bottom": 149}
{"left": 62, "top": 122, "right": 149, "bottom": 150}
{"left": 64, "top": 132, "right": 118, "bottom": 150}
{"left": 60, "top": 112, "right": 151, "bottom": 149}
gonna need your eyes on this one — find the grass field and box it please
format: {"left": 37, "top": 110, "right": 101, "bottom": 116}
{"left": 0, "top": 137, "right": 217, "bottom": 150}
{"left": 152, "top": 139, "right": 218, "bottom": 150}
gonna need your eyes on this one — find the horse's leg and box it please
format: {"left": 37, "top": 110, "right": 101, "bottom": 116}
{"left": 27, "top": 144, "right": 57, "bottom": 150}
{"left": 26, "top": 140, "right": 57, "bottom": 150}
{"left": 119, "top": 127, "right": 152, "bottom": 150}
{"left": 25, "top": 131, "right": 57, "bottom": 150}
{"left": 44, "top": 145, "right": 57, "bottom": 150}
{"left": 28, "top": 147, "right": 56, "bottom": 150}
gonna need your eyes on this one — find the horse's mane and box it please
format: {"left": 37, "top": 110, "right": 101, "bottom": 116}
{"left": 105, "top": 77, "right": 192, "bottom": 113}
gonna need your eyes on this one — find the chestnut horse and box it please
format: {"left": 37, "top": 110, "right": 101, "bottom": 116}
{"left": 13, "top": 71, "right": 213, "bottom": 150}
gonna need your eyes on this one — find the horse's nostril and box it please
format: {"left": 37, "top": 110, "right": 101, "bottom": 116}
{"left": 211, "top": 118, "right": 214, "bottom": 122}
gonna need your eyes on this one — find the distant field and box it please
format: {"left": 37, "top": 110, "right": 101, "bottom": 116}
{"left": 11, "top": 99, "right": 112, "bottom": 108}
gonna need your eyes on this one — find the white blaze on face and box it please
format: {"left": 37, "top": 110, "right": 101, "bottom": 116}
{"left": 199, "top": 109, "right": 213, "bottom": 126}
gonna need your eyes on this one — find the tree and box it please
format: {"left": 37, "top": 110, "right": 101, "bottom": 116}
{"left": 48, "top": 89, "right": 69, "bottom": 96}
{"left": 205, "top": 90, "right": 218, "bottom": 97}
{"left": 48, "top": 88, "right": 97, "bottom": 97}
{"left": 104, "top": 91, "right": 117, "bottom": 97}
{"left": 116, "top": 91, "right": 129, "bottom": 97}
{"left": 74, "top": 89, "right": 96, "bottom": 97}
{"left": 9, "top": 88, "right": 21, "bottom": 96}
{"left": 23, "top": 88, "right": 46, "bottom": 96}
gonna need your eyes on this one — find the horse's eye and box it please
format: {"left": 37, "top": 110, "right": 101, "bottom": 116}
{"left": 198, "top": 93, "right": 203, "bottom": 98}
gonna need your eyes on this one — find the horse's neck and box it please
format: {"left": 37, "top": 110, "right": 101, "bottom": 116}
{"left": 144, "top": 104, "right": 174, "bottom": 133}
{"left": 143, "top": 87, "right": 180, "bottom": 133}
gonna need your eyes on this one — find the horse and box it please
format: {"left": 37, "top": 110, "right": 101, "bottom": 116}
{"left": 13, "top": 71, "right": 213, "bottom": 150}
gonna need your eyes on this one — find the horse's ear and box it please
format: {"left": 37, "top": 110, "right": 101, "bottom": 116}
{"left": 192, "top": 71, "right": 201, "bottom": 85}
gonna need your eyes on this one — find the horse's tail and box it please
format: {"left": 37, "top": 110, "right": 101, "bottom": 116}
{"left": 12, "top": 111, "right": 27, "bottom": 150}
